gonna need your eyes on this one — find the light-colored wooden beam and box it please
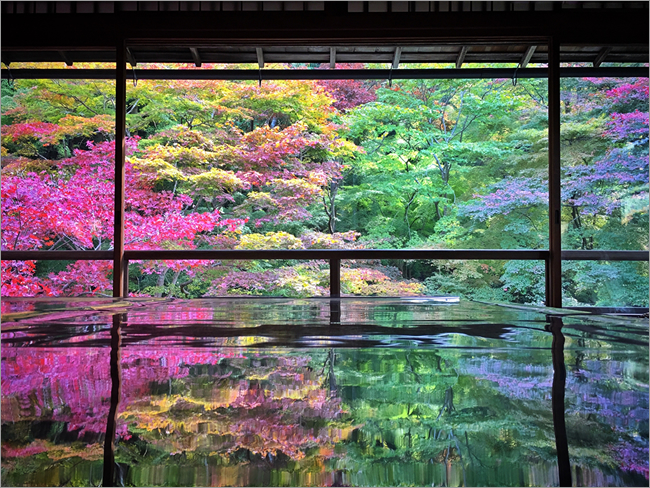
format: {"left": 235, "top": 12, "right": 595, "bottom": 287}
{"left": 189, "top": 47, "right": 202, "bottom": 67}
{"left": 256, "top": 47, "right": 264, "bottom": 68}
{"left": 520, "top": 45, "right": 537, "bottom": 68}
{"left": 392, "top": 46, "right": 402, "bottom": 69}
{"left": 456, "top": 45, "right": 468, "bottom": 69}
{"left": 330, "top": 47, "right": 336, "bottom": 68}
{"left": 593, "top": 47, "right": 612, "bottom": 68}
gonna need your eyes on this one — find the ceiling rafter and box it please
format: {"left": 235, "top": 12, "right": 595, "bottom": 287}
{"left": 593, "top": 46, "right": 612, "bottom": 68}
{"left": 456, "top": 46, "right": 468, "bottom": 69}
{"left": 58, "top": 50, "right": 73, "bottom": 66}
{"left": 392, "top": 47, "right": 402, "bottom": 69}
{"left": 256, "top": 47, "right": 264, "bottom": 68}
{"left": 126, "top": 47, "right": 136, "bottom": 67}
{"left": 189, "top": 47, "right": 202, "bottom": 67}
{"left": 520, "top": 45, "right": 537, "bottom": 68}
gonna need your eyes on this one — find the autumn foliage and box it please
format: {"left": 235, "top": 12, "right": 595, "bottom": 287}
{"left": 1, "top": 70, "right": 648, "bottom": 305}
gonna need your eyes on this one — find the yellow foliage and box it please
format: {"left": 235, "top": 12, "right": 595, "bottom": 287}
{"left": 237, "top": 231, "right": 304, "bottom": 250}
{"left": 130, "top": 157, "right": 187, "bottom": 181}
{"left": 188, "top": 168, "right": 246, "bottom": 193}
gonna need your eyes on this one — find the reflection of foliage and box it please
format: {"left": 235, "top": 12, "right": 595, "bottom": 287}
{"left": 116, "top": 352, "right": 355, "bottom": 463}
{"left": 2, "top": 304, "right": 648, "bottom": 486}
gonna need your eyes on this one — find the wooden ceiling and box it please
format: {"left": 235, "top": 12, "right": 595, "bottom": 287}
{"left": 1, "top": 1, "right": 648, "bottom": 69}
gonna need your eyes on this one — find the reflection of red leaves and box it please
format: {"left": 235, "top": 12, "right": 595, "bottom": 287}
{"left": 1, "top": 340, "right": 246, "bottom": 448}
{"left": 2, "top": 341, "right": 351, "bottom": 464}
{"left": 1, "top": 439, "right": 49, "bottom": 458}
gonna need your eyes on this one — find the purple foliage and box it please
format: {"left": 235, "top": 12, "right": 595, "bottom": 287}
{"left": 610, "top": 444, "right": 650, "bottom": 479}
{"left": 459, "top": 177, "right": 547, "bottom": 221}
{"left": 206, "top": 269, "right": 281, "bottom": 296}
{"left": 605, "top": 110, "right": 649, "bottom": 143}
{"left": 462, "top": 78, "right": 648, "bottom": 222}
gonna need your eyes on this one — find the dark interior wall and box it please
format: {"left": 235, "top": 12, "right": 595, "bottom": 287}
{"left": 2, "top": 1, "right": 648, "bottom": 54}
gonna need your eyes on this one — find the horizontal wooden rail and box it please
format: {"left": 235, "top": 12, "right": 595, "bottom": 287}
{"left": 1, "top": 67, "right": 648, "bottom": 81}
{"left": 3, "top": 249, "right": 647, "bottom": 262}
{"left": 3, "top": 249, "right": 646, "bottom": 299}
{"left": 1, "top": 250, "right": 113, "bottom": 260}
{"left": 122, "top": 249, "right": 550, "bottom": 260}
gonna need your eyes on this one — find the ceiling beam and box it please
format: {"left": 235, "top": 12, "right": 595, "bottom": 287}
{"left": 4, "top": 67, "right": 647, "bottom": 81}
{"left": 593, "top": 47, "right": 612, "bottom": 68}
{"left": 256, "top": 47, "right": 264, "bottom": 68}
{"left": 456, "top": 46, "right": 468, "bottom": 69}
{"left": 189, "top": 47, "right": 202, "bottom": 67}
{"left": 392, "top": 47, "right": 402, "bottom": 69}
{"left": 330, "top": 47, "right": 336, "bottom": 68}
{"left": 520, "top": 45, "right": 536, "bottom": 68}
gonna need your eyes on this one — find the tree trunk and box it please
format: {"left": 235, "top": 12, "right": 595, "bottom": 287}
{"left": 167, "top": 269, "right": 183, "bottom": 298}
{"left": 155, "top": 268, "right": 169, "bottom": 297}
{"left": 434, "top": 201, "right": 442, "bottom": 220}
{"left": 326, "top": 180, "right": 339, "bottom": 234}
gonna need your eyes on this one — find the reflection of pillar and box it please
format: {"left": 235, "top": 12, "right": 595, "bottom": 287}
{"left": 328, "top": 348, "right": 337, "bottom": 394}
{"left": 549, "top": 316, "right": 571, "bottom": 486}
{"left": 103, "top": 313, "right": 123, "bottom": 487}
{"left": 330, "top": 258, "right": 341, "bottom": 298}
{"left": 329, "top": 298, "right": 341, "bottom": 325}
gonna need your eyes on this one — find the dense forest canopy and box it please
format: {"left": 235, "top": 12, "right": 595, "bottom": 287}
{"left": 1, "top": 64, "right": 648, "bottom": 305}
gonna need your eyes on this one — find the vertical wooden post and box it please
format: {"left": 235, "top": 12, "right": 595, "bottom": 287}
{"left": 330, "top": 258, "right": 341, "bottom": 298}
{"left": 548, "top": 38, "right": 562, "bottom": 308}
{"left": 113, "top": 40, "right": 126, "bottom": 297}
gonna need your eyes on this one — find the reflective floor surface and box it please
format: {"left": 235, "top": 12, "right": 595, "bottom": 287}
{"left": 1, "top": 298, "right": 648, "bottom": 487}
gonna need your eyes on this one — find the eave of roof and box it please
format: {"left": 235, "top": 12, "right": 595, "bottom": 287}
{"left": 1, "top": 9, "right": 647, "bottom": 68}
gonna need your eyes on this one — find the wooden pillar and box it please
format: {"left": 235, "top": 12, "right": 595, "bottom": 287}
{"left": 113, "top": 40, "right": 126, "bottom": 297}
{"left": 547, "top": 39, "right": 562, "bottom": 308}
